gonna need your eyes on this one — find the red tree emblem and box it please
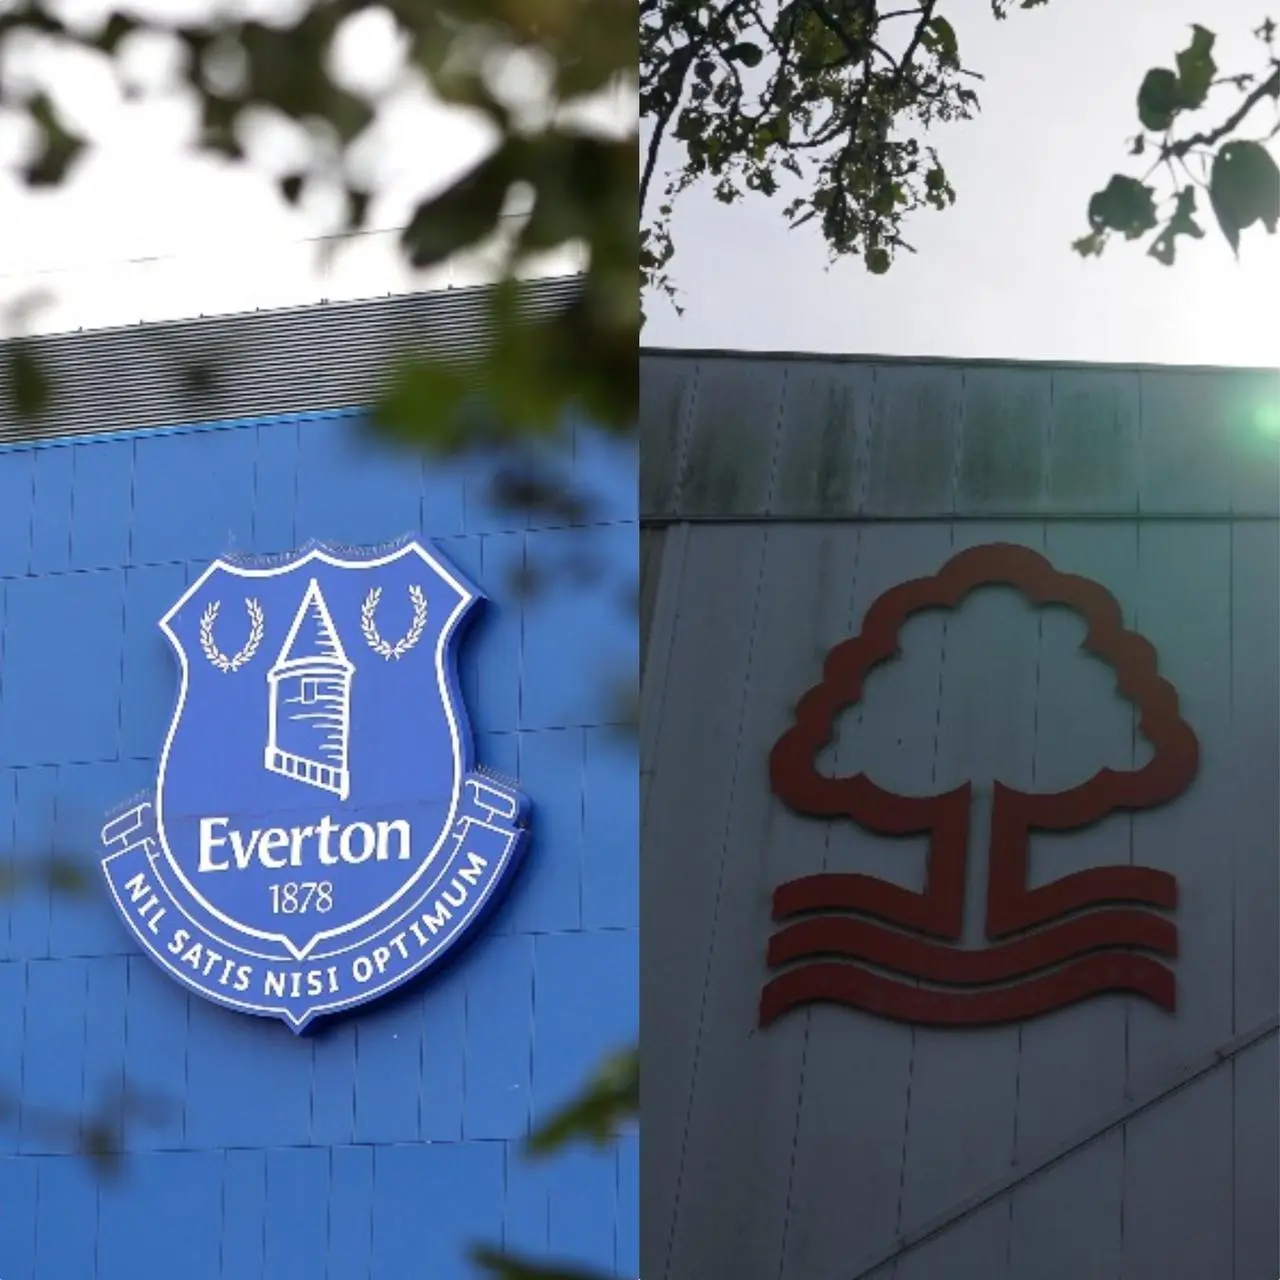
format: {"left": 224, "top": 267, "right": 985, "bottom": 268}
{"left": 762, "top": 542, "right": 1199, "bottom": 1028}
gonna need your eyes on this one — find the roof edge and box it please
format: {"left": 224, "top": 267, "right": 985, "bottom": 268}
{"left": 639, "top": 344, "right": 1280, "bottom": 378}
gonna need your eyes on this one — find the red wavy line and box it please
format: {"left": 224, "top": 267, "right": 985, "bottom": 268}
{"left": 759, "top": 953, "right": 1175, "bottom": 1028}
{"left": 766, "top": 909, "right": 1176, "bottom": 984}
{"left": 772, "top": 864, "right": 1176, "bottom": 926}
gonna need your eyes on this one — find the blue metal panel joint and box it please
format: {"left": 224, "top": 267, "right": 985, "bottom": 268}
{"left": 99, "top": 535, "right": 531, "bottom": 1031}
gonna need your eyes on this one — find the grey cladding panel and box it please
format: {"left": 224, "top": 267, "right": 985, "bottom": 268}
{"left": 1230, "top": 523, "right": 1280, "bottom": 1032}
{"left": 1138, "top": 368, "right": 1259, "bottom": 513}
{"left": 954, "top": 369, "right": 1050, "bottom": 513}
{"left": 862, "top": 364, "right": 963, "bottom": 516}
{"left": 639, "top": 525, "right": 666, "bottom": 684}
{"left": 639, "top": 525, "right": 768, "bottom": 1280}
{"left": 639, "top": 352, "right": 1280, "bottom": 518}
{"left": 771, "top": 361, "right": 873, "bottom": 515}
{"left": 1233, "top": 1036, "right": 1280, "bottom": 1279}
{"left": 1230, "top": 370, "right": 1280, "bottom": 515}
{"left": 675, "top": 360, "right": 785, "bottom": 516}
{"left": 640, "top": 357, "right": 697, "bottom": 517}
{"left": 1045, "top": 367, "right": 1140, "bottom": 512}
{"left": 1126, "top": 524, "right": 1234, "bottom": 1096}
{"left": 1121, "top": 1068, "right": 1234, "bottom": 1276}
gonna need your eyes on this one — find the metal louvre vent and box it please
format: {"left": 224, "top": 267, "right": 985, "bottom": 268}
{"left": 0, "top": 274, "right": 583, "bottom": 445}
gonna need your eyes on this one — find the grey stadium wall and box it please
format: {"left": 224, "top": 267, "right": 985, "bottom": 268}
{"left": 0, "top": 277, "right": 639, "bottom": 1280}
{"left": 639, "top": 349, "right": 1280, "bottom": 1280}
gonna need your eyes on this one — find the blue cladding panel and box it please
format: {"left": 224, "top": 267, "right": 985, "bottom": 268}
{"left": 353, "top": 996, "right": 424, "bottom": 1145}
{"left": 532, "top": 929, "right": 639, "bottom": 1122}
{"left": 522, "top": 523, "right": 637, "bottom": 731}
{"left": 29, "top": 445, "right": 74, "bottom": 574}
{"left": 264, "top": 1146, "right": 333, "bottom": 1280}
{"left": 20, "top": 959, "right": 88, "bottom": 1155}
{"left": 475, "top": 531, "right": 524, "bottom": 734}
{"left": 0, "top": 570, "right": 125, "bottom": 766}
{"left": 132, "top": 428, "right": 257, "bottom": 564}
{"left": 503, "top": 729, "right": 582, "bottom": 934}
{"left": 0, "top": 1154, "right": 38, "bottom": 1276}
{"left": 34, "top": 1155, "right": 99, "bottom": 1280}
{"left": 119, "top": 563, "right": 187, "bottom": 759}
{"left": 184, "top": 1002, "right": 314, "bottom": 1149}
{"left": 419, "top": 955, "right": 467, "bottom": 1141}
{"left": 98, "top": 1151, "right": 224, "bottom": 1280}
{"left": 81, "top": 956, "right": 129, "bottom": 1124}
{"left": 0, "top": 411, "right": 636, "bottom": 1279}
{"left": 328, "top": 1145, "right": 375, "bottom": 1280}
{"left": 617, "top": 1133, "right": 639, "bottom": 1276}
{"left": 372, "top": 1142, "right": 505, "bottom": 1280}
{"left": 222, "top": 1148, "right": 268, "bottom": 1280}
{"left": 295, "top": 415, "right": 434, "bottom": 545}
{"left": 547, "top": 1147, "right": 619, "bottom": 1272}
{"left": 576, "top": 421, "right": 638, "bottom": 526}
{"left": 310, "top": 1020, "right": 358, "bottom": 1146}
{"left": 462, "top": 933, "right": 534, "bottom": 1140}
{"left": 583, "top": 726, "right": 638, "bottom": 930}
{"left": 71, "top": 439, "right": 133, "bottom": 570}
{"left": 252, "top": 420, "right": 299, "bottom": 553}
{"left": 0, "top": 448, "right": 34, "bottom": 576}
{"left": 505, "top": 1144, "right": 551, "bottom": 1256}
{"left": 0, "top": 963, "right": 25, "bottom": 1157}
{"left": 5, "top": 766, "right": 57, "bottom": 960}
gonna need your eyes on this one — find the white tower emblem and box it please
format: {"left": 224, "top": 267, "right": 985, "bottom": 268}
{"left": 264, "top": 578, "right": 354, "bottom": 800}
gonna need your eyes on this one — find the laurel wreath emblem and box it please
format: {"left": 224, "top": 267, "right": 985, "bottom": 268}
{"left": 199, "top": 598, "right": 265, "bottom": 673}
{"left": 361, "top": 585, "right": 428, "bottom": 660}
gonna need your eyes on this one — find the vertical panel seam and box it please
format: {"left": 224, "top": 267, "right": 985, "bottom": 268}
{"left": 661, "top": 525, "right": 769, "bottom": 1280}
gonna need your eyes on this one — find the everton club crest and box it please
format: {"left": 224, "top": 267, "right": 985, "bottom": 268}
{"left": 100, "top": 538, "right": 531, "bottom": 1031}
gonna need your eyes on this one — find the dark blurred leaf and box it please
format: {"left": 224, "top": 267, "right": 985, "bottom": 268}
{"left": 1174, "top": 24, "right": 1217, "bottom": 109}
{"left": 401, "top": 146, "right": 517, "bottom": 269}
{"left": 1087, "top": 174, "right": 1158, "bottom": 239}
{"left": 526, "top": 1046, "right": 637, "bottom": 1156}
{"left": 346, "top": 186, "right": 372, "bottom": 232}
{"left": 95, "top": 13, "right": 139, "bottom": 54}
{"left": 924, "top": 15, "right": 959, "bottom": 67}
{"left": 473, "top": 1246, "right": 615, "bottom": 1280}
{"left": 506, "top": 559, "right": 543, "bottom": 601}
{"left": 21, "top": 93, "right": 84, "bottom": 187}
{"left": 5, "top": 340, "right": 51, "bottom": 418}
{"left": 491, "top": 466, "right": 592, "bottom": 523}
{"left": 1148, "top": 185, "right": 1206, "bottom": 264}
{"left": 182, "top": 358, "right": 220, "bottom": 397}
{"left": 1137, "top": 67, "right": 1182, "bottom": 132}
{"left": 44, "top": 856, "right": 90, "bottom": 894}
{"left": 1210, "top": 139, "right": 1280, "bottom": 252}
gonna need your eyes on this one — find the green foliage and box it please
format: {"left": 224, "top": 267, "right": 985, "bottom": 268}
{"left": 641, "top": 0, "right": 1050, "bottom": 297}
{"left": 1079, "top": 19, "right": 1280, "bottom": 264}
{"left": 4, "top": 338, "right": 52, "bottom": 419}
{"left": 526, "top": 1047, "right": 638, "bottom": 1156}
{"left": 1210, "top": 139, "right": 1280, "bottom": 251}
{"left": 0, "top": 0, "right": 636, "bottom": 438}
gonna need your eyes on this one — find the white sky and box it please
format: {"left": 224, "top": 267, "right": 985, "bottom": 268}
{"left": 642, "top": 0, "right": 1280, "bottom": 368}
{"left": 0, "top": 0, "right": 626, "bottom": 336}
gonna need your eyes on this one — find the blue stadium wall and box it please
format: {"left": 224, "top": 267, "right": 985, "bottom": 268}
{"left": 0, "top": 403, "right": 638, "bottom": 1278}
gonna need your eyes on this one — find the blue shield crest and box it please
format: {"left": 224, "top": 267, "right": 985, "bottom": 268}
{"left": 100, "top": 539, "right": 530, "bottom": 1031}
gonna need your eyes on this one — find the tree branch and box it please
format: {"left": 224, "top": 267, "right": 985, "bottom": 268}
{"left": 1164, "top": 64, "right": 1280, "bottom": 158}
